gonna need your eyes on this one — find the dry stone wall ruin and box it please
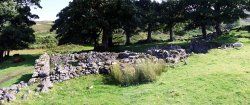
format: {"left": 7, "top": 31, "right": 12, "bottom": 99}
{"left": 0, "top": 44, "right": 189, "bottom": 104}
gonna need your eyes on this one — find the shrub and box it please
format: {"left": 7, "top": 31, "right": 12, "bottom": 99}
{"left": 109, "top": 59, "right": 166, "bottom": 86}
{"left": 29, "top": 33, "right": 58, "bottom": 49}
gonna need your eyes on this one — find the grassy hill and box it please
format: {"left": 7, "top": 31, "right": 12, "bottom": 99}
{"left": 29, "top": 21, "right": 58, "bottom": 49}
{"left": 32, "top": 21, "right": 54, "bottom": 33}
{"left": 6, "top": 30, "right": 250, "bottom": 105}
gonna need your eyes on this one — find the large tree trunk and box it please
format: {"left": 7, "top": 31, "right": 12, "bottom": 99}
{"left": 0, "top": 50, "right": 4, "bottom": 62}
{"left": 214, "top": 4, "right": 222, "bottom": 36}
{"left": 102, "top": 29, "right": 109, "bottom": 51}
{"left": 169, "top": 27, "right": 174, "bottom": 42}
{"left": 146, "top": 24, "right": 152, "bottom": 43}
{"left": 215, "top": 21, "right": 222, "bottom": 35}
{"left": 93, "top": 32, "right": 99, "bottom": 50}
{"left": 108, "top": 33, "right": 114, "bottom": 47}
{"left": 201, "top": 25, "right": 207, "bottom": 39}
{"left": 102, "top": 28, "right": 113, "bottom": 51}
{"left": 125, "top": 31, "right": 132, "bottom": 45}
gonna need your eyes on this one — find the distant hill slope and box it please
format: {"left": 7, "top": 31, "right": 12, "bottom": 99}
{"left": 32, "top": 21, "right": 54, "bottom": 33}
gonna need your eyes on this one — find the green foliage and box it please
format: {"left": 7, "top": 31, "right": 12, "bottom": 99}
{"left": 135, "top": 0, "right": 162, "bottom": 42}
{"left": 182, "top": 0, "right": 250, "bottom": 36}
{"left": 118, "top": 0, "right": 141, "bottom": 45}
{"left": 159, "top": 0, "right": 184, "bottom": 41}
{"left": 52, "top": 0, "right": 249, "bottom": 49}
{"left": 110, "top": 59, "right": 166, "bottom": 86}
{"left": 29, "top": 34, "right": 58, "bottom": 49}
{"left": 135, "top": 59, "right": 166, "bottom": 82}
{"left": 0, "top": 0, "right": 17, "bottom": 25}
{"left": 0, "top": 0, "right": 41, "bottom": 60}
{"left": 1, "top": 25, "right": 35, "bottom": 50}
{"left": 29, "top": 21, "right": 58, "bottom": 49}
{"left": 52, "top": 0, "right": 122, "bottom": 49}
{"left": 47, "top": 44, "right": 93, "bottom": 54}
{"left": 110, "top": 63, "right": 137, "bottom": 85}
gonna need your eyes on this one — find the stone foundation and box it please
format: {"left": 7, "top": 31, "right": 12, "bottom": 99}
{"left": 0, "top": 44, "right": 189, "bottom": 103}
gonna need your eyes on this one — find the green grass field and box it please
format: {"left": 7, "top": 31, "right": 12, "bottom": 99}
{"left": 0, "top": 45, "right": 94, "bottom": 88}
{"left": 0, "top": 49, "right": 45, "bottom": 88}
{"left": 5, "top": 32, "right": 250, "bottom": 105}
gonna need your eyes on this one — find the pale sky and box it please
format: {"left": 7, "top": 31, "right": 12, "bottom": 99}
{"left": 31, "top": 0, "right": 73, "bottom": 21}
{"left": 31, "top": 0, "right": 162, "bottom": 21}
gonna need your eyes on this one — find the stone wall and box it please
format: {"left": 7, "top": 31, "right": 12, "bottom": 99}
{"left": 0, "top": 44, "right": 189, "bottom": 104}
{"left": 28, "top": 53, "right": 51, "bottom": 85}
{"left": 0, "top": 53, "right": 51, "bottom": 104}
{"left": 186, "top": 32, "right": 220, "bottom": 53}
{"left": 0, "top": 82, "right": 28, "bottom": 104}
{"left": 147, "top": 44, "right": 189, "bottom": 63}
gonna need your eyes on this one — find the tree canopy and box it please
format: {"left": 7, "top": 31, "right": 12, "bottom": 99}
{"left": 0, "top": 0, "right": 41, "bottom": 61}
{"left": 52, "top": 0, "right": 250, "bottom": 50}
{"left": 182, "top": 0, "right": 250, "bottom": 38}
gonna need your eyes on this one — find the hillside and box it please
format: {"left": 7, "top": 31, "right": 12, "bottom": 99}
{"left": 32, "top": 21, "right": 54, "bottom": 33}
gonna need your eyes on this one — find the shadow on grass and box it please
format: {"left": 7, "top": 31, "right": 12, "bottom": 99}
{"left": 102, "top": 75, "right": 121, "bottom": 86}
{"left": 235, "top": 25, "right": 250, "bottom": 33}
{"left": 14, "top": 74, "right": 33, "bottom": 84}
{"left": 210, "top": 33, "right": 239, "bottom": 44}
{"left": 109, "top": 41, "right": 188, "bottom": 52}
{"left": 102, "top": 75, "right": 152, "bottom": 87}
{"left": 0, "top": 54, "right": 40, "bottom": 71}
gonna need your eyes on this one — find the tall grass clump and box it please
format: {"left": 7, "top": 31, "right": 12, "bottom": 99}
{"left": 110, "top": 63, "right": 137, "bottom": 85}
{"left": 109, "top": 59, "right": 166, "bottom": 86}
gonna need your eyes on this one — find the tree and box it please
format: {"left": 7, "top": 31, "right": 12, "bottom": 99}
{"left": 135, "top": 0, "right": 161, "bottom": 42}
{"left": 0, "top": 0, "right": 41, "bottom": 61}
{"left": 160, "top": 0, "right": 184, "bottom": 41}
{"left": 182, "top": 0, "right": 250, "bottom": 38}
{"left": 210, "top": 0, "right": 250, "bottom": 35}
{"left": 118, "top": 0, "right": 141, "bottom": 45}
{"left": 182, "top": 0, "right": 213, "bottom": 39}
{"left": 51, "top": 0, "right": 96, "bottom": 44}
{"left": 53, "top": 0, "right": 138, "bottom": 50}
{"left": 0, "top": 0, "right": 18, "bottom": 61}
{"left": 52, "top": 0, "right": 118, "bottom": 50}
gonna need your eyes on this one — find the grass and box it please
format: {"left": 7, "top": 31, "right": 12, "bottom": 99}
{"left": 0, "top": 44, "right": 94, "bottom": 88}
{"left": 0, "top": 49, "right": 45, "bottom": 88}
{"left": 211, "top": 29, "right": 250, "bottom": 45}
{"left": 110, "top": 41, "right": 188, "bottom": 52}
{"left": 109, "top": 59, "right": 166, "bottom": 86}
{"left": 6, "top": 32, "right": 250, "bottom": 104}
{"left": 0, "top": 44, "right": 93, "bottom": 88}
{"left": 32, "top": 21, "right": 53, "bottom": 33}
{"left": 47, "top": 44, "right": 94, "bottom": 54}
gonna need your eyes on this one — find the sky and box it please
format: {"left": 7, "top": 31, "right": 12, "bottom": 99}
{"left": 31, "top": 0, "right": 162, "bottom": 21}
{"left": 31, "top": 0, "right": 72, "bottom": 21}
